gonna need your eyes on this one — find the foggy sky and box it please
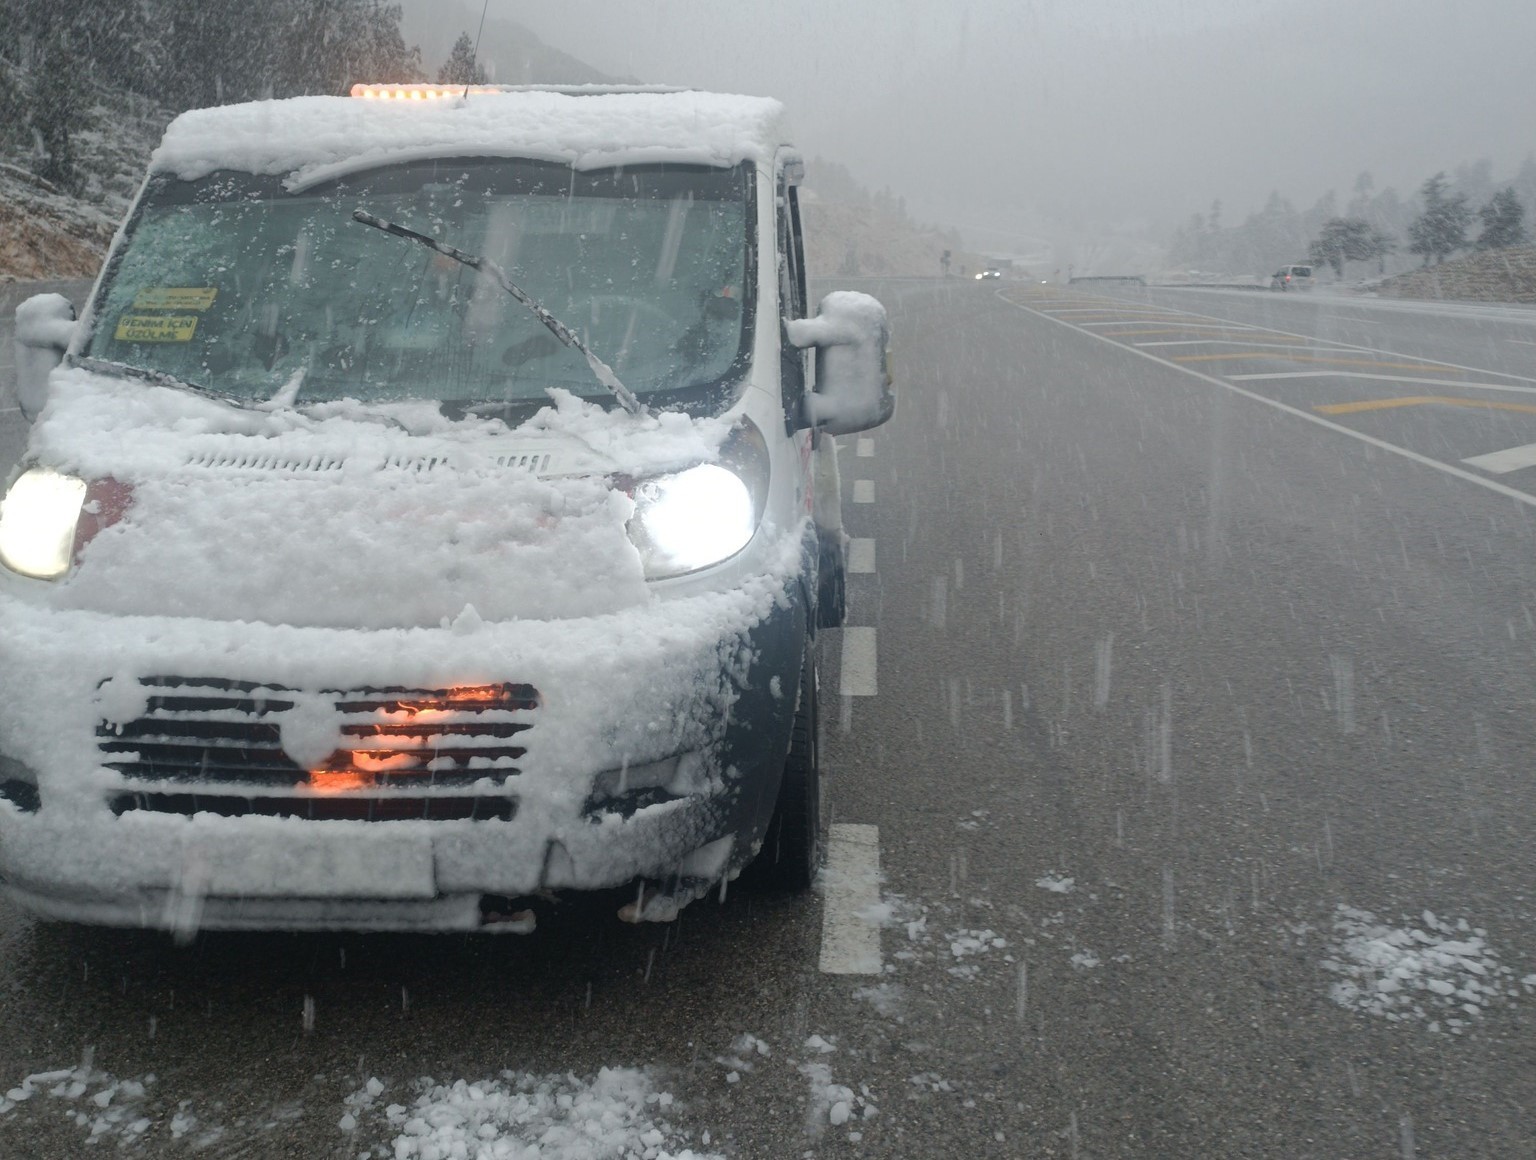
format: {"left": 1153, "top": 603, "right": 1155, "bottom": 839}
{"left": 402, "top": 0, "right": 1535, "bottom": 245}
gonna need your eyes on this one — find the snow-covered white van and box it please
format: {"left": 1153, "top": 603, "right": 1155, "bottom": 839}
{"left": 1, "top": 85, "right": 894, "bottom": 933}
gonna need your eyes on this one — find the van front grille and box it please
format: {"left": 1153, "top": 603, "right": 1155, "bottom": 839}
{"left": 108, "top": 790, "right": 516, "bottom": 822}
{"left": 97, "top": 677, "right": 538, "bottom": 795}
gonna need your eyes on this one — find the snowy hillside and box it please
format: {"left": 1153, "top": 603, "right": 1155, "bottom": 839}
{"left": 0, "top": 72, "right": 170, "bottom": 279}
{"left": 0, "top": 45, "right": 947, "bottom": 283}
{"left": 1375, "top": 245, "right": 1536, "bottom": 304}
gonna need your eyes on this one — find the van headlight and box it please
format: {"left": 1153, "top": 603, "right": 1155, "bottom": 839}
{"left": 0, "top": 467, "right": 88, "bottom": 580}
{"left": 627, "top": 419, "right": 770, "bottom": 579}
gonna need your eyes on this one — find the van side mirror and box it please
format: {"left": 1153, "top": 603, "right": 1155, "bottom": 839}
{"left": 786, "top": 291, "right": 895, "bottom": 435}
{"left": 13, "top": 294, "right": 77, "bottom": 422}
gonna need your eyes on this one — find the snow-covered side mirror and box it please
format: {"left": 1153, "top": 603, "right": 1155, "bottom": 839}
{"left": 14, "top": 294, "right": 77, "bottom": 422}
{"left": 786, "top": 291, "right": 895, "bottom": 436}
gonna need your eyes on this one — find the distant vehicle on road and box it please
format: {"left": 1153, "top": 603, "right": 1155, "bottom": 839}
{"left": 1271, "top": 264, "right": 1314, "bottom": 291}
{"left": 975, "top": 268, "right": 1002, "bottom": 280}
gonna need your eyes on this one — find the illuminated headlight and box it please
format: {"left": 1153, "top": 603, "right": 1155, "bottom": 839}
{"left": 627, "top": 420, "right": 769, "bottom": 579}
{"left": 0, "top": 467, "right": 87, "bottom": 579}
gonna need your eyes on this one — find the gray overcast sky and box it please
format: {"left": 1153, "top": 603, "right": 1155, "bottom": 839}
{"left": 406, "top": 0, "right": 1534, "bottom": 242}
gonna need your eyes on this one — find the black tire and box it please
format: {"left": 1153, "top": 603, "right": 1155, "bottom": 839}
{"left": 748, "top": 640, "right": 822, "bottom": 891}
{"left": 816, "top": 539, "right": 847, "bottom": 629}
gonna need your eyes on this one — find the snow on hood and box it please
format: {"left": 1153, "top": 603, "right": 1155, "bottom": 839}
{"left": 149, "top": 91, "right": 789, "bottom": 185}
{"left": 27, "top": 372, "right": 737, "bottom": 629}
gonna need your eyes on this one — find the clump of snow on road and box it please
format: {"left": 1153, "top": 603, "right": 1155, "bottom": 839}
{"left": 0, "top": 1056, "right": 153, "bottom": 1143}
{"left": 1035, "top": 874, "right": 1074, "bottom": 893}
{"left": 0, "top": 1049, "right": 223, "bottom": 1147}
{"left": 851, "top": 982, "right": 905, "bottom": 1018}
{"left": 907, "top": 1072, "right": 955, "bottom": 1094}
{"left": 713, "top": 1033, "right": 770, "bottom": 1084}
{"left": 345, "top": 1068, "right": 720, "bottom": 1159}
{"left": 1322, "top": 905, "right": 1524, "bottom": 1031}
{"left": 946, "top": 929, "right": 1008, "bottom": 980}
{"left": 338, "top": 1074, "right": 387, "bottom": 1131}
{"left": 798, "top": 1047, "right": 878, "bottom": 1142}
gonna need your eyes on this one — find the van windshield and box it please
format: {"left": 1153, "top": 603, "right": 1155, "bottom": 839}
{"left": 83, "top": 159, "right": 754, "bottom": 413}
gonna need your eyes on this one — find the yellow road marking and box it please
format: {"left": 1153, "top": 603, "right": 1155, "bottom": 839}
{"left": 1060, "top": 318, "right": 1200, "bottom": 326}
{"left": 1047, "top": 313, "right": 1189, "bottom": 320}
{"left": 1316, "top": 396, "right": 1536, "bottom": 416}
{"left": 1096, "top": 326, "right": 1274, "bottom": 338}
{"left": 1174, "top": 352, "right": 1449, "bottom": 372}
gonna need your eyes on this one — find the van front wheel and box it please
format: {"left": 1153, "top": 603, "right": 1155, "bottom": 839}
{"left": 748, "top": 641, "right": 822, "bottom": 891}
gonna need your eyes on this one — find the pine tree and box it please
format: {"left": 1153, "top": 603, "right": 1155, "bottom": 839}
{"left": 159, "top": 0, "right": 274, "bottom": 108}
{"left": 1475, "top": 188, "right": 1528, "bottom": 250}
{"left": 1308, "top": 217, "right": 1395, "bottom": 279}
{"left": 438, "top": 32, "right": 488, "bottom": 85}
{"left": 271, "top": 0, "right": 420, "bottom": 97}
{"left": 0, "top": 61, "right": 28, "bottom": 150}
{"left": 1408, "top": 173, "right": 1471, "bottom": 265}
{"left": 30, "top": 28, "right": 83, "bottom": 191}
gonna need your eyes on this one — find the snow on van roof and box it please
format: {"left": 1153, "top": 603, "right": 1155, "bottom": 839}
{"left": 149, "top": 89, "right": 791, "bottom": 185}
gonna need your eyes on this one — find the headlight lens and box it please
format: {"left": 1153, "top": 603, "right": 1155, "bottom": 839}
{"left": 627, "top": 420, "right": 769, "bottom": 579}
{"left": 0, "top": 467, "right": 88, "bottom": 579}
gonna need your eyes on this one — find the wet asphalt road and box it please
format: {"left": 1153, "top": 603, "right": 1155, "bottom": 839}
{"left": 1, "top": 278, "right": 1536, "bottom": 1157}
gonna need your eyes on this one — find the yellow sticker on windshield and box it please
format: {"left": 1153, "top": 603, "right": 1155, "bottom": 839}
{"left": 114, "top": 314, "right": 199, "bottom": 343}
{"left": 132, "top": 287, "right": 217, "bottom": 312}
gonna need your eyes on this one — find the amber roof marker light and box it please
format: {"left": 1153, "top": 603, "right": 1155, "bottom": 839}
{"left": 348, "top": 83, "right": 505, "bottom": 100}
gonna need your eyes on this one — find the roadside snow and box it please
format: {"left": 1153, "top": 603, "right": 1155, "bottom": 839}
{"left": 343, "top": 1069, "right": 720, "bottom": 1159}
{"left": 1322, "top": 905, "right": 1525, "bottom": 1031}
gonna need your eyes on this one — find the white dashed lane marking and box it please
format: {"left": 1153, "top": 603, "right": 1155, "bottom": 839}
{"left": 839, "top": 627, "right": 877, "bottom": 696}
{"left": 1463, "top": 441, "right": 1536, "bottom": 474}
{"left": 822, "top": 423, "right": 879, "bottom": 977}
{"left": 818, "top": 823, "right": 882, "bottom": 975}
{"left": 847, "top": 538, "right": 876, "bottom": 573}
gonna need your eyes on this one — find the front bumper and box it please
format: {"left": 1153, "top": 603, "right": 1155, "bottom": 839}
{"left": 0, "top": 571, "right": 805, "bottom": 931}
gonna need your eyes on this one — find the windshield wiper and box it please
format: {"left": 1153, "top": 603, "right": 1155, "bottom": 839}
{"left": 72, "top": 356, "right": 250, "bottom": 408}
{"left": 351, "top": 209, "right": 644, "bottom": 415}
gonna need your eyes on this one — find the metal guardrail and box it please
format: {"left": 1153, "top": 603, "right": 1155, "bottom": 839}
{"left": 1068, "top": 275, "right": 1146, "bottom": 286}
{"left": 1149, "top": 282, "right": 1271, "bottom": 292}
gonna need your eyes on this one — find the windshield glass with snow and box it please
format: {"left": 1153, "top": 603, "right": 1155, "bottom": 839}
{"left": 83, "top": 159, "right": 754, "bottom": 412}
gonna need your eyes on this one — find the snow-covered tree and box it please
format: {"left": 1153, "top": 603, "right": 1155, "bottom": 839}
{"left": 1513, "top": 155, "right": 1536, "bottom": 231}
{"left": 0, "top": 61, "right": 27, "bottom": 150}
{"left": 273, "top": 0, "right": 421, "bottom": 97}
{"left": 158, "top": 0, "right": 273, "bottom": 108}
{"left": 1475, "top": 188, "right": 1528, "bottom": 250}
{"left": 30, "top": 29, "right": 83, "bottom": 191}
{"left": 1308, "top": 217, "right": 1394, "bottom": 279}
{"left": 1346, "top": 171, "right": 1375, "bottom": 218}
{"left": 438, "top": 32, "right": 488, "bottom": 85}
{"left": 1407, "top": 173, "right": 1471, "bottom": 265}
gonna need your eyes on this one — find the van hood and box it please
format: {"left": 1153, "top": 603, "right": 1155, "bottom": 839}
{"left": 22, "top": 371, "right": 735, "bottom": 629}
